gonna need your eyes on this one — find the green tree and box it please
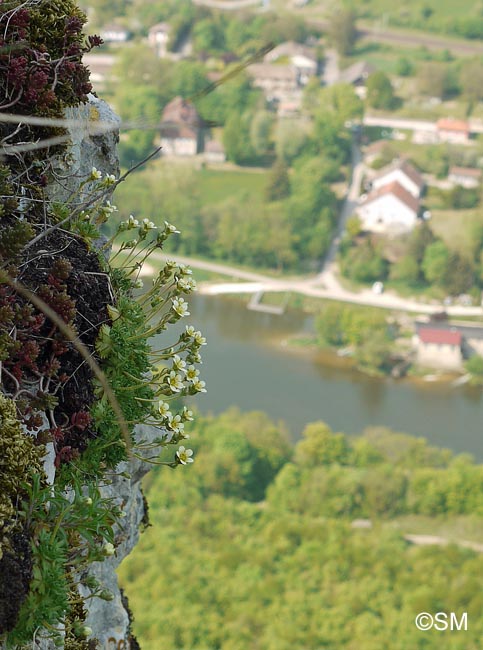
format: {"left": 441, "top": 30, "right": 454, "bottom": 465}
{"left": 295, "top": 422, "right": 350, "bottom": 467}
{"left": 327, "top": 9, "right": 357, "bottom": 55}
{"left": 465, "top": 354, "right": 483, "bottom": 385}
{"left": 275, "top": 119, "right": 310, "bottom": 163}
{"left": 223, "top": 111, "right": 255, "bottom": 164}
{"left": 443, "top": 252, "right": 474, "bottom": 295}
{"left": 193, "top": 18, "right": 225, "bottom": 53}
{"left": 265, "top": 159, "right": 290, "bottom": 202}
{"left": 422, "top": 240, "right": 450, "bottom": 285}
{"left": 389, "top": 255, "right": 420, "bottom": 285}
{"left": 249, "top": 110, "right": 274, "bottom": 157}
{"left": 396, "top": 57, "right": 415, "bottom": 77}
{"left": 407, "top": 222, "right": 435, "bottom": 265}
{"left": 366, "top": 71, "right": 394, "bottom": 110}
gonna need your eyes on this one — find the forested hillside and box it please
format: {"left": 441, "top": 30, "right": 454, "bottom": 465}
{"left": 118, "top": 408, "right": 483, "bottom": 650}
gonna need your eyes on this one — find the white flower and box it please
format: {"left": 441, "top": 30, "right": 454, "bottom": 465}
{"left": 168, "top": 414, "right": 185, "bottom": 435}
{"left": 185, "top": 365, "right": 199, "bottom": 382}
{"left": 164, "top": 221, "right": 180, "bottom": 234}
{"left": 127, "top": 215, "right": 139, "bottom": 229}
{"left": 133, "top": 278, "right": 144, "bottom": 289}
{"left": 158, "top": 401, "right": 171, "bottom": 417}
{"left": 182, "top": 407, "right": 194, "bottom": 422}
{"left": 190, "top": 351, "right": 202, "bottom": 364}
{"left": 104, "top": 174, "right": 116, "bottom": 185}
{"left": 193, "top": 379, "right": 207, "bottom": 393}
{"left": 172, "top": 354, "right": 186, "bottom": 373}
{"left": 90, "top": 167, "right": 102, "bottom": 180}
{"left": 172, "top": 297, "right": 190, "bottom": 318}
{"left": 193, "top": 330, "right": 207, "bottom": 346}
{"left": 167, "top": 371, "right": 184, "bottom": 393}
{"left": 102, "top": 200, "right": 117, "bottom": 215}
{"left": 177, "top": 263, "right": 192, "bottom": 276}
{"left": 185, "top": 325, "right": 195, "bottom": 337}
{"left": 176, "top": 445, "right": 194, "bottom": 465}
{"left": 103, "top": 542, "right": 115, "bottom": 556}
{"left": 142, "top": 218, "right": 157, "bottom": 231}
{"left": 177, "top": 276, "right": 197, "bottom": 292}
{"left": 164, "top": 259, "right": 177, "bottom": 269}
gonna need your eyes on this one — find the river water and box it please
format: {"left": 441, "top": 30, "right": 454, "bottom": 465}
{"left": 154, "top": 294, "right": 483, "bottom": 458}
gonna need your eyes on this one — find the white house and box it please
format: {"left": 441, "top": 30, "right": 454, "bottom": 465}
{"left": 357, "top": 181, "right": 419, "bottom": 233}
{"left": 148, "top": 22, "right": 171, "bottom": 58}
{"left": 246, "top": 63, "right": 299, "bottom": 101}
{"left": 448, "top": 166, "right": 481, "bottom": 189}
{"left": 264, "top": 42, "right": 318, "bottom": 85}
{"left": 414, "top": 325, "right": 463, "bottom": 370}
{"left": 159, "top": 97, "right": 203, "bottom": 156}
{"left": 100, "top": 24, "right": 130, "bottom": 43}
{"left": 437, "top": 118, "right": 470, "bottom": 144}
{"left": 371, "top": 159, "right": 425, "bottom": 199}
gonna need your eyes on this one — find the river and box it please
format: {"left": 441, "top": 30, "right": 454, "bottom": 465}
{"left": 154, "top": 294, "right": 483, "bottom": 458}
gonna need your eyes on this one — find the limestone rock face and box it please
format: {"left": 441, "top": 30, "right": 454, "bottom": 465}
{"left": 80, "top": 424, "right": 161, "bottom": 650}
{"left": 48, "top": 94, "right": 121, "bottom": 204}
{"left": 9, "top": 98, "right": 153, "bottom": 650}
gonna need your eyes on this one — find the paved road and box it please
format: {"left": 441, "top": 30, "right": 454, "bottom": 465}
{"left": 148, "top": 250, "right": 482, "bottom": 317}
{"left": 316, "top": 143, "right": 364, "bottom": 291}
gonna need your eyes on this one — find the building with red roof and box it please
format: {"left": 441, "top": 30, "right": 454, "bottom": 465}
{"left": 437, "top": 118, "right": 470, "bottom": 144}
{"left": 159, "top": 97, "right": 203, "bottom": 156}
{"left": 357, "top": 180, "right": 420, "bottom": 234}
{"left": 415, "top": 324, "right": 463, "bottom": 370}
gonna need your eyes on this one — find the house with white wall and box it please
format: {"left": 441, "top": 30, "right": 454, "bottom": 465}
{"left": 414, "top": 325, "right": 463, "bottom": 370}
{"left": 159, "top": 97, "right": 203, "bottom": 156}
{"left": 357, "top": 181, "right": 419, "bottom": 233}
{"left": 148, "top": 22, "right": 171, "bottom": 58}
{"left": 437, "top": 118, "right": 470, "bottom": 144}
{"left": 448, "top": 166, "right": 482, "bottom": 189}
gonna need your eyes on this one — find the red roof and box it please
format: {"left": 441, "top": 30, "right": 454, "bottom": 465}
{"left": 449, "top": 166, "right": 482, "bottom": 178}
{"left": 374, "top": 158, "right": 425, "bottom": 192}
{"left": 419, "top": 328, "right": 461, "bottom": 345}
{"left": 437, "top": 118, "right": 469, "bottom": 133}
{"left": 361, "top": 180, "right": 420, "bottom": 213}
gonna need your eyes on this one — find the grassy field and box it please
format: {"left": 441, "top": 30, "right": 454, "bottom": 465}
{"left": 430, "top": 209, "right": 483, "bottom": 254}
{"left": 198, "top": 167, "right": 268, "bottom": 207}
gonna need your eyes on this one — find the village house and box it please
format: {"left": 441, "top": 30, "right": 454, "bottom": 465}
{"left": 264, "top": 42, "right": 318, "bottom": 85}
{"left": 357, "top": 181, "right": 419, "bottom": 233}
{"left": 338, "top": 61, "right": 376, "bottom": 98}
{"left": 437, "top": 118, "right": 470, "bottom": 145}
{"left": 159, "top": 97, "right": 203, "bottom": 156}
{"left": 414, "top": 325, "right": 463, "bottom": 371}
{"left": 448, "top": 166, "right": 482, "bottom": 189}
{"left": 371, "top": 159, "right": 425, "bottom": 199}
{"left": 148, "top": 22, "right": 171, "bottom": 58}
{"left": 246, "top": 63, "right": 299, "bottom": 102}
{"left": 100, "top": 23, "right": 130, "bottom": 43}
